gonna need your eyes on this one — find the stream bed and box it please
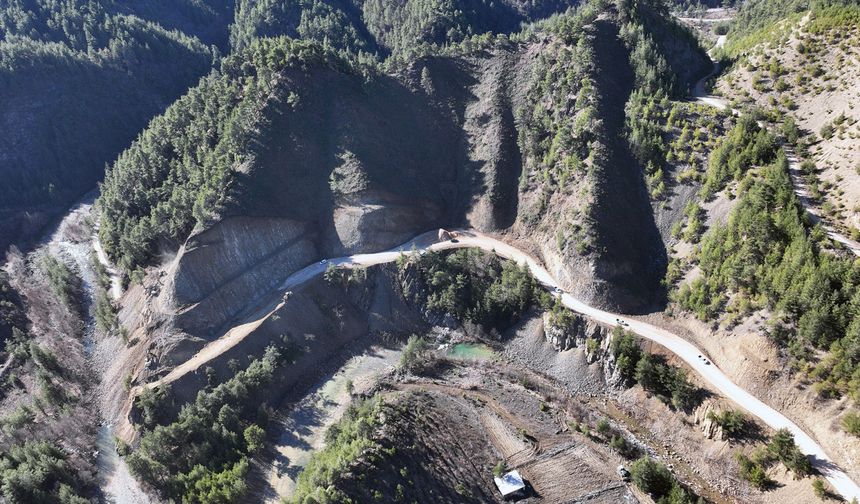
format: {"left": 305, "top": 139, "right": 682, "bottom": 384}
{"left": 41, "top": 193, "right": 148, "bottom": 503}
{"left": 263, "top": 346, "right": 402, "bottom": 502}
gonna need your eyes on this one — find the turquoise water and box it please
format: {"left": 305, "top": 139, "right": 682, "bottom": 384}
{"left": 448, "top": 343, "right": 496, "bottom": 360}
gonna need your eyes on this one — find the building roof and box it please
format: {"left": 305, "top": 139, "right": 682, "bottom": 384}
{"left": 493, "top": 469, "right": 526, "bottom": 496}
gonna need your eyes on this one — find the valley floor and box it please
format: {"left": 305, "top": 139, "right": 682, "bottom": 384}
{"left": 257, "top": 345, "right": 401, "bottom": 501}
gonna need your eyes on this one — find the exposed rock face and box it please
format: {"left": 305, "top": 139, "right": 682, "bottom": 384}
{"left": 463, "top": 48, "right": 532, "bottom": 232}
{"left": 694, "top": 401, "right": 727, "bottom": 441}
{"left": 234, "top": 62, "right": 468, "bottom": 256}
{"left": 148, "top": 265, "right": 427, "bottom": 415}
{"left": 580, "top": 18, "right": 668, "bottom": 313}
{"left": 331, "top": 190, "right": 441, "bottom": 253}
{"left": 543, "top": 312, "right": 607, "bottom": 355}
{"left": 602, "top": 335, "right": 627, "bottom": 389}
{"left": 159, "top": 217, "right": 317, "bottom": 339}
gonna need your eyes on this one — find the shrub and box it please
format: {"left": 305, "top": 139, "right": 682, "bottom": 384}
{"left": 94, "top": 291, "right": 119, "bottom": 336}
{"left": 244, "top": 425, "right": 265, "bottom": 453}
{"left": 611, "top": 327, "right": 641, "bottom": 382}
{"left": 609, "top": 435, "right": 638, "bottom": 459}
{"left": 399, "top": 335, "right": 429, "bottom": 372}
{"left": 29, "top": 343, "right": 60, "bottom": 373}
{"left": 812, "top": 478, "right": 827, "bottom": 499}
{"left": 324, "top": 264, "right": 367, "bottom": 287}
{"left": 41, "top": 255, "right": 77, "bottom": 308}
{"left": 0, "top": 441, "right": 88, "bottom": 503}
{"left": 774, "top": 78, "right": 789, "bottom": 92}
{"left": 128, "top": 346, "right": 288, "bottom": 502}
{"left": 736, "top": 453, "right": 773, "bottom": 490}
{"left": 768, "top": 429, "right": 812, "bottom": 477}
{"left": 596, "top": 418, "right": 611, "bottom": 436}
{"left": 707, "top": 409, "right": 750, "bottom": 438}
{"left": 700, "top": 115, "right": 777, "bottom": 198}
{"left": 1, "top": 405, "right": 35, "bottom": 434}
{"left": 292, "top": 397, "right": 382, "bottom": 503}
{"left": 842, "top": 411, "right": 860, "bottom": 437}
{"left": 782, "top": 117, "right": 800, "bottom": 144}
{"left": 37, "top": 372, "right": 66, "bottom": 406}
{"left": 611, "top": 328, "right": 699, "bottom": 410}
{"left": 177, "top": 460, "right": 249, "bottom": 504}
{"left": 682, "top": 201, "right": 704, "bottom": 243}
{"left": 408, "top": 249, "right": 538, "bottom": 329}
{"left": 634, "top": 353, "right": 698, "bottom": 410}
{"left": 134, "top": 384, "right": 172, "bottom": 429}
{"left": 630, "top": 457, "right": 674, "bottom": 498}
{"left": 493, "top": 461, "right": 506, "bottom": 478}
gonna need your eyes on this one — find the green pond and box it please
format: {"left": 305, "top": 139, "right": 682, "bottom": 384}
{"left": 448, "top": 343, "right": 497, "bottom": 360}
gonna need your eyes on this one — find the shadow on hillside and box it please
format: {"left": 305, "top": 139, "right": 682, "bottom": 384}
{"left": 589, "top": 18, "right": 669, "bottom": 314}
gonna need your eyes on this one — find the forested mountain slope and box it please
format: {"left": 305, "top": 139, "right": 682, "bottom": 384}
{"left": 115, "top": 0, "right": 235, "bottom": 47}
{"left": 229, "top": 0, "right": 579, "bottom": 55}
{"left": 728, "top": 0, "right": 857, "bottom": 39}
{"left": 9, "top": 0, "right": 860, "bottom": 500}
{"left": 0, "top": 1, "right": 720, "bottom": 502}
{"left": 0, "top": 0, "right": 226, "bottom": 253}
{"left": 657, "top": 1, "right": 860, "bottom": 495}
{"left": 100, "top": 3, "right": 715, "bottom": 495}
{"left": 716, "top": 2, "right": 860, "bottom": 238}
{"left": 97, "top": 0, "right": 708, "bottom": 318}
{"left": 0, "top": 0, "right": 586, "bottom": 255}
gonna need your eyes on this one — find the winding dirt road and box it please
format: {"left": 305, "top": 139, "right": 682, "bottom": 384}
{"left": 126, "top": 32, "right": 860, "bottom": 503}
{"left": 140, "top": 228, "right": 860, "bottom": 501}
{"left": 692, "top": 37, "right": 860, "bottom": 257}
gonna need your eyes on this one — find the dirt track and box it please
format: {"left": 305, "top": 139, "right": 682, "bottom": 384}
{"left": 379, "top": 363, "right": 636, "bottom": 504}
{"left": 125, "top": 227, "right": 860, "bottom": 501}
{"left": 692, "top": 35, "right": 860, "bottom": 258}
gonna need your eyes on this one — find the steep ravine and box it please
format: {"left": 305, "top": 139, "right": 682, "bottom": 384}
{"left": 30, "top": 192, "right": 149, "bottom": 502}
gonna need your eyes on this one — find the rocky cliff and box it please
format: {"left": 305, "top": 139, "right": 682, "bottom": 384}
{"left": 163, "top": 217, "right": 316, "bottom": 338}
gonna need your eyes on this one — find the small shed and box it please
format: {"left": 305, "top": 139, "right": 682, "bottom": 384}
{"left": 494, "top": 469, "right": 526, "bottom": 499}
